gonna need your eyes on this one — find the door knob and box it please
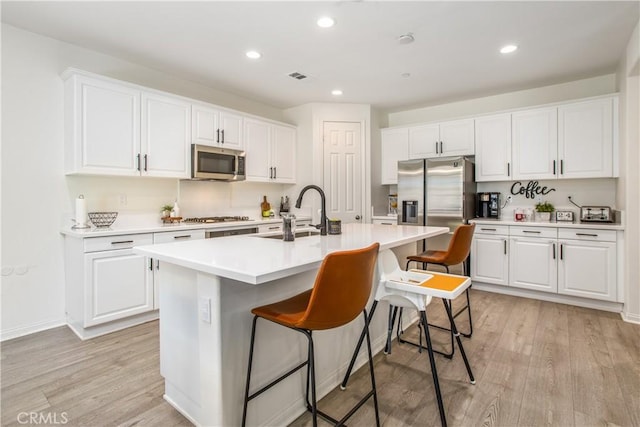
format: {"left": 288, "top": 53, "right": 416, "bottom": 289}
{"left": 355, "top": 215, "right": 361, "bottom": 220}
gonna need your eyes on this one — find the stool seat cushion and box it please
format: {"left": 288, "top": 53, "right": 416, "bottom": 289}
{"left": 407, "top": 250, "right": 448, "bottom": 265}
{"left": 251, "top": 289, "right": 312, "bottom": 328}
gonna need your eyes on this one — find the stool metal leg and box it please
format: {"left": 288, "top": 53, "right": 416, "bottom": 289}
{"left": 420, "top": 310, "right": 447, "bottom": 427}
{"left": 442, "top": 299, "right": 475, "bottom": 384}
{"left": 340, "top": 300, "right": 379, "bottom": 390}
{"left": 241, "top": 315, "right": 258, "bottom": 427}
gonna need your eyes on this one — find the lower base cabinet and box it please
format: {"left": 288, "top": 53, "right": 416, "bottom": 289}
{"left": 509, "top": 236, "right": 557, "bottom": 293}
{"left": 471, "top": 231, "right": 509, "bottom": 286}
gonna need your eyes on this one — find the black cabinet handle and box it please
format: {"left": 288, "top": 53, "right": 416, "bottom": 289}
{"left": 173, "top": 235, "right": 191, "bottom": 239}
{"left": 137, "top": 154, "right": 141, "bottom": 171}
{"left": 507, "top": 162, "right": 510, "bottom": 176}
{"left": 576, "top": 233, "right": 598, "bottom": 237}
{"left": 216, "top": 129, "right": 220, "bottom": 143}
{"left": 111, "top": 240, "right": 134, "bottom": 245}
{"left": 560, "top": 159, "right": 564, "bottom": 175}
{"left": 144, "top": 154, "right": 148, "bottom": 171}
{"left": 552, "top": 243, "right": 556, "bottom": 259}
{"left": 560, "top": 243, "right": 564, "bottom": 260}
{"left": 435, "top": 141, "right": 439, "bottom": 154}
{"left": 156, "top": 259, "right": 160, "bottom": 270}
{"left": 221, "top": 129, "right": 225, "bottom": 144}
{"left": 440, "top": 141, "right": 443, "bottom": 154}
{"left": 503, "top": 240, "right": 507, "bottom": 254}
{"left": 523, "top": 230, "right": 541, "bottom": 234}
{"left": 481, "top": 228, "right": 497, "bottom": 231}
{"left": 553, "top": 160, "right": 557, "bottom": 175}
{"left": 269, "top": 167, "right": 273, "bottom": 179}
{"left": 268, "top": 226, "right": 280, "bottom": 230}
{"left": 273, "top": 167, "right": 276, "bottom": 179}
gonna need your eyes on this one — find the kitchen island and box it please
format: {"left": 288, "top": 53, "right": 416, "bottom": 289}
{"left": 134, "top": 223, "right": 448, "bottom": 427}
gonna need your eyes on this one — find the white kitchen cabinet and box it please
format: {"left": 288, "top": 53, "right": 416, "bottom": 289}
{"left": 509, "top": 227, "right": 558, "bottom": 293}
{"left": 475, "top": 113, "right": 512, "bottom": 182}
{"left": 512, "top": 107, "right": 558, "bottom": 180}
{"left": 244, "top": 118, "right": 296, "bottom": 183}
{"left": 408, "top": 119, "right": 474, "bottom": 159}
{"left": 64, "top": 72, "right": 141, "bottom": 176}
{"left": 558, "top": 229, "right": 616, "bottom": 301}
{"left": 141, "top": 92, "right": 191, "bottom": 178}
{"left": 471, "top": 226, "right": 509, "bottom": 286}
{"left": 558, "top": 97, "right": 614, "bottom": 179}
{"left": 381, "top": 128, "right": 409, "bottom": 184}
{"left": 192, "top": 103, "right": 244, "bottom": 149}
{"left": 64, "top": 70, "right": 191, "bottom": 179}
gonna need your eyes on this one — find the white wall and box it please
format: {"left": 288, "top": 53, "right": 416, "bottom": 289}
{"left": 387, "top": 74, "right": 617, "bottom": 126}
{"left": 616, "top": 20, "right": 640, "bottom": 323}
{"left": 0, "top": 24, "right": 291, "bottom": 340}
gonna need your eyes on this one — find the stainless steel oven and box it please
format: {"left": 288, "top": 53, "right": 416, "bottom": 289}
{"left": 191, "top": 144, "right": 245, "bottom": 181}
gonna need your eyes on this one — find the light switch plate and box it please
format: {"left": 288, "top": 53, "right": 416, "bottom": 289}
{"left": 555, "top": 210, "right": 574, "bottom": 222}
{"left": 199, "top": 297, "right": 211, "bottom": 323}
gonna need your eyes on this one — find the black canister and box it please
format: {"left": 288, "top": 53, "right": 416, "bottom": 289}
{"left": 328, "top": 219, "right": 341, "bottom": 235}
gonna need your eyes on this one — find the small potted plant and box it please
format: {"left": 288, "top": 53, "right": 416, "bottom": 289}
{"left": 535, "top": 201, "right": 554, "bottom": 222}
{"left": 161, "top": 204, "right": 173, "bottom": 218}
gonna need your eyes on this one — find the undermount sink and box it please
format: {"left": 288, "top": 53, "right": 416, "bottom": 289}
{"left": 255, "top": 229, "right": 321, "bottom": 239}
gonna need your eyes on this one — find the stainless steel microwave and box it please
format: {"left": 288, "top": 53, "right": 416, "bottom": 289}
{"left": 191, "top": 144, "right": 246, "bottom": 181}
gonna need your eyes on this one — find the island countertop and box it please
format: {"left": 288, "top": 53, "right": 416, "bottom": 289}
{"left": 133, "top": 223, "right": 448, "bottom": 285}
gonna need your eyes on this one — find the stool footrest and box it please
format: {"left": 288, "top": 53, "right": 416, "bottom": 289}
{"left": 307, "top": 389, "right": 376, "bottom": 426}
{"left": 248, "top": 360, "right": 308, "bottom": 401}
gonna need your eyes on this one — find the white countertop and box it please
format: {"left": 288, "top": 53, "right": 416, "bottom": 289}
{"left": 60, "top": 216, "right": 311, "bottom": 238}
{"left": 470, "top": 218, "right": 624, "bottom": 230}
{"left": 133, "top": 223, "right": 448, "bottom": 285}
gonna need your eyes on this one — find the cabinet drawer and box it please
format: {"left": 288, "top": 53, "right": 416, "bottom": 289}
{"left": 84, "top": 233, "right": 153, "bottom": 253}
{"left": 373, "top": 219, "right": 398, "bottom": 225}
{"left": 474, "top": 225, "right": 509, "bottom": 235}
{"left": 558, "top": 228, "right": 616, "bottom": 242}
{"left": 510, "top": 226, "right": 557, "bottom": 238}
{"left": 259, "top": 224, "right": 283, "bottom": 233}
{"left": 153, "top": 229, "right": 205, "bottom": 244}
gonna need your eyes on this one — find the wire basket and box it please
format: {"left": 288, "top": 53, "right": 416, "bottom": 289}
{"left": 88, "top": 212, "right": 118, "bottom": 228}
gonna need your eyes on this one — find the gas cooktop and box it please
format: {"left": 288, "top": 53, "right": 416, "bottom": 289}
{"left": 183, "top": 216, "right": 251, "bottom": 223}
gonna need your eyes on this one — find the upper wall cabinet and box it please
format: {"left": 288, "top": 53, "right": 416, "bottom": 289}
{"left": 192, "top": 104, "right": 243, "bottom": 150}
{"left": 512, "top": 106, "right": 558, "bottom": 180}
{"left": 381, "top": 128, "right": 409, "bottom": 185}
{"left": 558, "top": 98, "right": 614, "bottom": 179}
{"left": 408, "top": 119, "right": 475, "bottom": 159}
{"left": 475, "top": 113, "right": 512, "bottom": 182}
{"left": 64, "top": 71, "right": 190, "bottom": 178}
{"left": 244, "top": 118, "right": 296, "bottom": 184}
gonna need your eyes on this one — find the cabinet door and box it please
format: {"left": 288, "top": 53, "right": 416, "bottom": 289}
{"left": 558, "top": 240, "right": 616, "bottom": 301}
{"left": 84, "top": 250, "right": 153, "bottom": 327}
{"left": 558, "top": 98, "right": 613, "bottom": 179}
{"left": 471, "top": 234, "right": 509, "bottom": 285}
{"left": 141, "top": 93, "right": 191, "bottom": 178}
{"left": 475, "top": 114, "right": 512, "bottom": 182}
{"left": 509, "top": 237, "right": 557, "bottom": 293}
{"left": 192, "top": 105, "right": 219, "bottom": 146}
{"left": 439, "top": 118, "right": 475, "bottom": 156}
{"left": 381, "top": 128, "right": 409, "bottom": 184}
{"left": 408, "top": 124, "right": 439, "bottom": 159}
{"left": 512, "top": 107, "right": 558, "bottom": 180}
{"left": 271, "top": 125, "right": 296, "bottom": 183}
{"left": 244, "top": 118, "right": 271, "bottom": 181}
{"left": 219, "top": 111, "right": 244, "bottom": 149}
{"left": 71, "top": 76, "right": 141, "bottom": 175}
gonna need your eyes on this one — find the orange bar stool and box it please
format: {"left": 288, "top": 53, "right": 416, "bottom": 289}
{"left": 241, "top": 243, "right": 381, "bottom": 427}
{"left": 403, "top": 223, "right": 475, "bottom": 356}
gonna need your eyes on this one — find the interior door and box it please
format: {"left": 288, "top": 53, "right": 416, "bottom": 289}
{"left": 323, "top": 121, "right": 362, "bottom": 224}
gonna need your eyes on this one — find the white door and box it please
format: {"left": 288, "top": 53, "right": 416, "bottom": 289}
{"left": 409, "top": 124, "right": 439, "bottom": 159}
{"left": 558, "top": 98, "right": 613, "bottom": 178}
{"left": 509, "top": 237, "right": 557, "bottom": 293}
{"left": 471, "top": 234, "right": 509, "bottom": 286}
{"left": 271, "top": 125, "right": 296, "bottom": 183}
{"left": 439, "top": 118, "right": 475, "bottom": 156}
{"left": 141, "top": 92, "right": 191, "bottom": 178}
{"left": 512, "top": 107, "right": 558, "bottom": 180}
{"left": 475, "top": 113, "right": 512, "bottom": 182}
{"left": 192, "top": 104, "right": 219, "bottom": 146}
{"left": 219, "top": 110, "right": 244, "bottom": 149}
{"left": 323, "top": 122, "right": 362, "bottom": 224}
{"left": 558, "top": 240, "right": 616, "bottom": 301}
{"left": 244, "top": 118, "right": 271, "bottom": 181}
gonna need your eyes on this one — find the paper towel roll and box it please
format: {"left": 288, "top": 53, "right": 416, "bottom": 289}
{"left": 75, "top": 195, "right": 87, "bottom": 227}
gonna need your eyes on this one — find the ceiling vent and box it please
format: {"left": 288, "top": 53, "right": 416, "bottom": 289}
{"left": 288, "top": 72, "right": 308, "bottom": 80}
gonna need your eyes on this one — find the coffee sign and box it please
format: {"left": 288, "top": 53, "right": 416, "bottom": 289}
{"left": 510, "top": 181, "right": 556, "bottom": 199}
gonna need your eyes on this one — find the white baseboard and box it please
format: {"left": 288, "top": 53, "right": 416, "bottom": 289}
{"left": 0, "top": 317, "right": 66, "bottom": 342}
{"left": 621, "top": 311, "right": 640, "bottom": 324}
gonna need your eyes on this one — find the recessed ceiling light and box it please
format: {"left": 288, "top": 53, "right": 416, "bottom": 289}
{"left": 401, "top": 72, "right": 411, "bottom": 78}
{"left": 317, "top": 16, "right": 335, "bottom": 28}
{"left": 500, "top": 44, "right": 518, "bottom": 54}
{"left": 397, "top": 33, "right": 415, "bottom": 45}
{"left": 246, "top": 50, "right": 261, "bottom": 59}
{"left": 331, "top": 89, "right": 343, "bottom": 96}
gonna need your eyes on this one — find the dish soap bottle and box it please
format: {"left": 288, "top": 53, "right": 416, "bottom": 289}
{"left": 171, "top": 200, "right": 180, "bottom": 218}
{"left": 261, "top": 196, "right": 271, "bottom": 217}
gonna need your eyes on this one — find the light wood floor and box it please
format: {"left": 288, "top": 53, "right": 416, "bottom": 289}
{"left": 2, "top": 290, "right": 639, "bottom": 426}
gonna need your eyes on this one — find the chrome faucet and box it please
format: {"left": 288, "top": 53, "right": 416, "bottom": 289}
{"left": 295, "top": 185, "right": 327, "bottom": 236}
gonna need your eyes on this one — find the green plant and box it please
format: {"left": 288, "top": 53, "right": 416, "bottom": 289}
{"left": 535, "top": 201, "right": 554, "bottom": 212}
{"left": 161, "top": 204, "right": 173, "bottom": 212}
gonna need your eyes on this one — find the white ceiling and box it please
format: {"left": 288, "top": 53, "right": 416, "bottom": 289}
{"left": 2, "top": 1, "right": 638, "bottom": 111}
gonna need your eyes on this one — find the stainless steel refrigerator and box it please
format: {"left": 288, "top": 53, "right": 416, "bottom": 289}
{"left": 397, "top": 157, "right": 476, "bottom": 253}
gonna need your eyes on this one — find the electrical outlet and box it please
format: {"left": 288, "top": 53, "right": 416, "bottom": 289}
{"left": 119, "top": 194, "right": 127, "bottom": 206}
